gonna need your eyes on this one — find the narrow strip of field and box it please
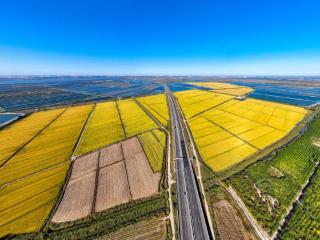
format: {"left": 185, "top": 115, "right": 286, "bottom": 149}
{"left": 138, "top": 129, "right": 166, "bottom": 172}
{"left": 188, "top": 82, "right": 254, "bottom": 96}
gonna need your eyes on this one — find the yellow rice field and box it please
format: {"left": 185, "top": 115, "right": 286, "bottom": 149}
{"left": 189, "top": 82, "right": 253, "bottom": 96}
{"left": 75, "top": 101, "right": 125, "bottom": 156}
{"left": 174, "top": 90, "right": 233, "bottom": 118}
{"left": 182, "top": 90, "right": 308, "bottom": 172}
{"left": 0, "top": 108, "right": 65, "bottom": 165}
{"left": 212, "top": 88, "right": 253, "bottom": 96}
{"left": 138, "top": 129, "right": 166, "bottom": 172}
{"left": 136, "top": 94, "right": 169, "bottom": 127}
{"left": 0, "top": 105, "right": 93, "bottom": 237}
{"left": 117, "top": 99, "right": 158, "bottom": 137}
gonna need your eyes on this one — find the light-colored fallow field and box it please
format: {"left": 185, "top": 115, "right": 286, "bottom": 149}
{"left": 99, "top": 142, "right": 123, "bottom": 167}
{"left": 95, "top": 161, "right": 131, "bottom": 211}
{"left": 53, "top": 136, "right": 161, "bottom": 222}
{"left": 122, "top": 137, "right": 160, "bottom": 200}
{"left": 71, "top": 151, "right": 99, "bottom": 179}
{"left": 52, "top": 171, "right": 96, "bottom": 223}
{"left": 214, "top": 200, "right": 256, "bottom": 240}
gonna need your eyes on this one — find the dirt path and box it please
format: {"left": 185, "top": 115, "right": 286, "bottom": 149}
{"left": 226, "top": 186, "right": 269, "bottom": 240}
{"left": 166, "top": 133, "right": 176, "bottom": 240}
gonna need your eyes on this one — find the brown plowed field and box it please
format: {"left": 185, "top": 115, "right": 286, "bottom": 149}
{"left": 95, "top": 161, "right": 131, "bottom": 212}
{"left": 71, "top": 152, "right": 99, "bottom": 179}
{"left": 99, "top": 143, "right": 123, "bottom": 167}
{"left": 122, "top": 138, "right": 160, "bottom": 200}
{"left": 52, "top": 171, "right": 96, "bottom": 223}
{"left": 213, "top": 200, "right": 251, "bottom": 240}
{"left": 53, "top": 136, "right": 161, "bottom": 223}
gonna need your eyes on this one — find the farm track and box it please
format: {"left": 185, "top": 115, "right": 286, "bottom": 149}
{"left": 226, "top": 186, "right": 269, "bottom": 240}
{"left": 71, "top": 104, "right": 97, "bottom": 159}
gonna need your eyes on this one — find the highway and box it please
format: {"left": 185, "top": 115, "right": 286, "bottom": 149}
{"left": 167, "top": 90, "right": 210, "bottom": 240}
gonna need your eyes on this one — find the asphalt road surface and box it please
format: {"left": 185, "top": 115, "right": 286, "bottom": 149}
{"left": 167, "top": 91, "right": 210, "bottom": 240}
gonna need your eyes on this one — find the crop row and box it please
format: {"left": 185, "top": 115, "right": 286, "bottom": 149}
{"left": 189, "top": 81, "right": 248, "bottom": 90}
{"left": 0, "top": 108, "right": 64, "bottom": 165}
{"left": 136, "top": 94, "right": 169, "bottom": 127}
{"left": 175, "top": 90, "right": 233, "bottom": 118}
{"left": 117, "top": 99, "right": 158, "bottom": 137}
{"left": 0, "top": 105, "right": 93, "bottom": 237}
{"left": 75, "top": 102, "right": 125, "bottom": 156}
{"left": 177, "top": 89, "right": 308, "bottom": 172}
{"left": 75, "top": 97, "right": 168, "bottom": 156}
{"left": 279, "top": 167, "right": 320, "bottom": 240}
{"left": 189, "top": 81, "right": 253, "bottom": 95}
{"left": 226, "top": 114, "right": 320, "bottom": 234}
{"left": 138, "top": 129, "right": 166, "bottom": 172}
{"left": 218, "top": 98, "right": 307, "bottom": 131}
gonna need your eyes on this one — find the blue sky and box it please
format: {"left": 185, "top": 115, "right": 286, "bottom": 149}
{"left": 0, "top": 0, "right": 320, "bottom": 75}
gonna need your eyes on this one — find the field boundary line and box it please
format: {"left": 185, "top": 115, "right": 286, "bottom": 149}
{"left": 1, "top": 182, "right": 62, "bottom": 213}
{"left": 137, "top": 98, "right": 168, "bottom": 125}
{"left": 92, "top": 150, "right": 101, "bottom": 213}
{"left": 225, "top": 185, "right": 269, "bottom": 240}
{"left": 0, "top": 108, "right": 67, "bottom": 168}
{"left": 71, "top": 104, "right": 96, "bottom": 159}
{"left": 219, "top": 107, "right": 292, "bottom": 132}
{"left": 202, "top": 116, "right": 259, "bottom": 150}
{"left": 136, "top": 136, "right": 162, "bottom": 182}
{"left": 150, "top": 129, "right": 165, "bottom": 147}
{"left": 40, "top": 161, "right": 75, "bottom": 232}
{"left": 121, "top": 142, "right": 133, "bottom": 200}
{"left": 72, "top": 129, "right": 158, "bottom": 160}
{"left": 188, "top": 98, "right": 235, "bottom": 119}
{"left": 116, "top": 100, "right": 128, "bottom": 138}
{"left": 132, "top": 97, "right": 167, "bottom": 131}
{"left": 0, "top": 162, "right": 68, "bottom": 189}
{"left": 1, "top": 198, "right": 56, "bottom": 230}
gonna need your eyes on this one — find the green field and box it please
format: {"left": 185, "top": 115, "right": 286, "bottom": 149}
{"left": 279, "top": 167, "right": 320, "bottom": 240}
{"left": 226, "top": 115, "right": 320, "bottom": 234}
